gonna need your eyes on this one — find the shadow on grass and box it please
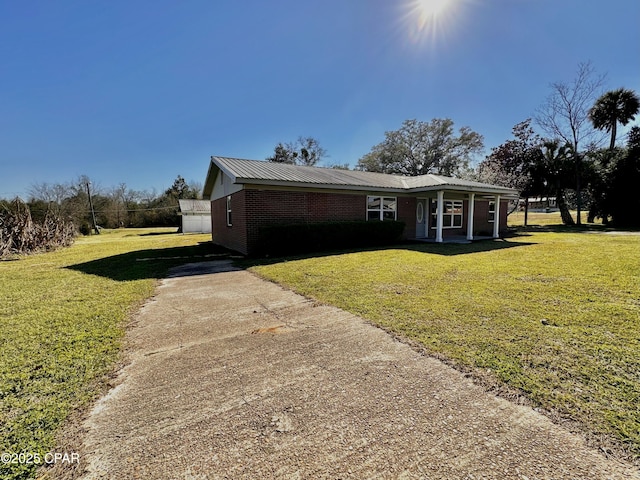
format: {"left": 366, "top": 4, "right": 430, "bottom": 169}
{"left": 67, "top": 236, "right": 535, "bottom": 281}
{"left": 121, "top": 230, "right": 179, "bottom": 237}
{"left": 240, "top": 237, "right": 535, "bottom": 269}
{"left": 513, "top": 223, "right": 640, "bottom": 234}
{"left": 406, "top": 237, "right": 534, "bottom": 255}
{"left": 66, "top": 241, "right": 234, "bottom": 281}
{"left": 138, "top": 230, "right": 181, "bottom": 236}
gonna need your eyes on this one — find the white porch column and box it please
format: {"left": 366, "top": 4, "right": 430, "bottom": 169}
{"left": 436, "top": 190, "right": 444, "bottom": 243}
{"left": 466, "top": 193, "right": 475, "bottom": 241}
{"left": 493, "top": 195, "right": 501, "bottom": 238}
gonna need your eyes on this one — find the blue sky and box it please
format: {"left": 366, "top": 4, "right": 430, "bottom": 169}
{"left": 1, "top": 0, "right": 639, "bottom": 199}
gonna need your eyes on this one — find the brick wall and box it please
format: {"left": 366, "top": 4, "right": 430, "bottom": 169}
{"left": 472, "top": 199, "right": 509, "bottom": 236}
{"left": 244, "top": 189, "right": 368, "bottom": 254}
{"left": 211, "top": 190, "right": 509, "bottom": 254}
{"left": 212, "top": 189, "right": 418, "bottom": 254}
{"left": 500, "top": 200, "right": 509, "bottom": 231}
{"left": 397, "top": 197, "right": 416, "bottom": 239}
{"left": 211, "top": 191, "right": 248, "bottom": 254}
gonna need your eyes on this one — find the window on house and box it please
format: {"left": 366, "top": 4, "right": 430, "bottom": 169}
{"left": 226, "top": 195, "right": 232, "bottom": 226}
{"left": 431, "top": 200, "right": 463, "bottom": 228}
{"left": 367, "top": 196, "right": 397, "bottom": 221}
{"left": 488, "top": 201, "right": 495, "bottom": 223}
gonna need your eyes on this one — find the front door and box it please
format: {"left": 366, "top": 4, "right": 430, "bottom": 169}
{"left": 415, "top": 198, "right": 427, "bottom": 238}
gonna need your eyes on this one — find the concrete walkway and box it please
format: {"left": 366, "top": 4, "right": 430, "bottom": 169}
{"left": 75, "top": 260, "right": 637, "bottom": 479}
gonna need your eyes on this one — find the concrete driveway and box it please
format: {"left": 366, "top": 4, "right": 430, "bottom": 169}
{"left": 71, "top": 260, "right": 637, "bottom": 479}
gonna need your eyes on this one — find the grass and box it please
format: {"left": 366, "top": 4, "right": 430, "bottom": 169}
{"left": 0, "top": 228, "right": 212, "bottom": 480}
{"left": 2, "top": 217, "right": 638, "bottom": 477}
{"left": 509, "top": 209, "right": 593, "bottom": 226}
{"left": 250, "top": 227, "right": 640, "bottom": 462}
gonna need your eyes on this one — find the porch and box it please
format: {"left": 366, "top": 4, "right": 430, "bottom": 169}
{"left": 412, "top": 191, "right": 508, "bottom": 243}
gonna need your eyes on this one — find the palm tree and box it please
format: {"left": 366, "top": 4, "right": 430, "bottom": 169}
{"left": 589, "top": 88, "right": 640, "bottom": 150}
{"left": 538, "top": 140, "right": 576, "bottom": 225}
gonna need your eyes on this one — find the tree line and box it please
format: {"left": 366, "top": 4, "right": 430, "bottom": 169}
{"left": 478, "top": 62, "right": 639, "bottom": 227}
{"left": 8, "top": 175, "right": 201, "bottom": 235}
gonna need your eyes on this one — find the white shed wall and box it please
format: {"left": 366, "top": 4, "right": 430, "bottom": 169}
{"left": 182, "top": 214, "right": 212, "bottom": 233}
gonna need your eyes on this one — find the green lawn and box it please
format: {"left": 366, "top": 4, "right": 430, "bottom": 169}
{"left": 250, "top": 229, "right": 640, "bottom": 462}
{"left": 0, "top": 229, "right": 212, "bottom": 480}
{"left": 2, "top": 223, "right": 638, "bottom": 478}
{"left": 509, "top": 209, "right": 592, "bottom": 226}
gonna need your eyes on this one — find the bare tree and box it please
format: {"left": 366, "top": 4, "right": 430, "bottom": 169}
{"left": 140, "top": 188, "right": 158, "bottom": 206}
{"left": 188, "top": 180, "right": 203, "bottom": 199}
{"left": 108, "top": 183, "right": 130, "bottom": 227}
{"left": 28, "top": 182, "right": 71, "bottom": 208}
{"left": 534, "top": 61, "right": 607, "bottom": 224}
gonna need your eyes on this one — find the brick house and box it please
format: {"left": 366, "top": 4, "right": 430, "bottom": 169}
{"left": 202, "top": 156, "right": 519, "bottom": 255}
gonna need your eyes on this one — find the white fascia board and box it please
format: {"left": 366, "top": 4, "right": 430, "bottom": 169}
{"left": 407, "top": 184, "right": 519, "bottom": 198}
{"left": 216, "top": 164, "right": 239, "bottom": 184}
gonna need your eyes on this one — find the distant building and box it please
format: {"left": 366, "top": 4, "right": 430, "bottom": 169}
{"left": 519, "top": 197, "right": 557, "bottom": 212}
{"left": 178, "top": 199, "right": 211, "bottom": 233}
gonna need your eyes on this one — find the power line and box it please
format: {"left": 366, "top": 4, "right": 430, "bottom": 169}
{"left": 95, "top": 205, "right": 179, "bottom": 213}
{"left": 46, "top": 205, "right": 181, "bottom": 214}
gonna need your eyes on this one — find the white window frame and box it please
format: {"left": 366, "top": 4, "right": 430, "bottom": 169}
{"left": 488, "top": 201, "right": 496, "bottom": 223}
{"left": 431, "top": 199, "right": 463, "bottom": 229}
{"left": 366, "top": 196, "right": 397, "bottom": 221}
{"left": 226, "top": 195, "right": 232, "bottom": 226}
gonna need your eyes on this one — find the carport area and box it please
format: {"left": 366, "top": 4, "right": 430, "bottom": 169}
{"left": 75, "top": 260, "right": 637, "bottom": 479}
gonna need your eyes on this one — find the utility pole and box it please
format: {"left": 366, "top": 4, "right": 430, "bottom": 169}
{"left": 84, "top": 181, "right": 100, "bottom": 234}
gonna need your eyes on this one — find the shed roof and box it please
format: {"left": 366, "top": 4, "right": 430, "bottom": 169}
{"left": 203, "top": 156, "right": 519, "bottom": 198}
{"left": 178, "top": 199, "right": 211, "bottom": 214}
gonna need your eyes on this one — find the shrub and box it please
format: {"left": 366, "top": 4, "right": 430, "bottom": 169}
{"left": 0, "top": 198, "right": 76, "bottom": 258}
{"left": 257, "top": 220, "right": 405, "bottom": 256}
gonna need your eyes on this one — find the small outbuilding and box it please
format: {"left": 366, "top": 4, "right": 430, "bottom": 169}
{"left": 178, "top": 199, "right": 212, "bottom": 233}
{"left": 202, "top": 156, "right": 519, "bottom": 255}
{"left": 519, "top": 196, "right": 558, "bottom": 212}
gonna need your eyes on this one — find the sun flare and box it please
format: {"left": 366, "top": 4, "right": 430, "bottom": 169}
{"left": 415, "top": 0, "right": 453, "bottom": 19}
{"left": 403, "top": 0, "right": 464, "bottom": 47}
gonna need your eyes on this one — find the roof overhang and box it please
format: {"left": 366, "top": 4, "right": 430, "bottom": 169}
{"left": 202, "top": 161, "right": 218, "bottom": 199}
{"left": 237, "top": 177, "right": 518, "bottom": 198}
{"left": 204, "top": 160, "right": 241, "bottom": 199}
{"left": 407, "top": 184, "right": 519, "bottom": 198}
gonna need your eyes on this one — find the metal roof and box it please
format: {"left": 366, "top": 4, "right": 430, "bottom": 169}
{"left": 212, "top": 156, "right": 415, "bottom": 189}
{"left": 204, "top": 156, "right": 519, "bottom": 197}
{"left": 178, "top": 199, "right": 211, "bottom": 214}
